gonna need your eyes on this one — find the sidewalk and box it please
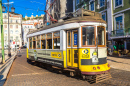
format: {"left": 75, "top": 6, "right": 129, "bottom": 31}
{"left": 107, "top": 56, "right": 130, "bottom": 71}
{"left": 0, "top": 50, "right": 17, "bottom": 85}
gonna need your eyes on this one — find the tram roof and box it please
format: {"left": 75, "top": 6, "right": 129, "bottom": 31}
{"left": 28, "top": 8, "right": 106, "bottom": 35}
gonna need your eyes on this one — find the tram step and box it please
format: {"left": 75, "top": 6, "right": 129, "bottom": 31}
{"left": 96, "top": 72, "right": 112, "bottom": 83}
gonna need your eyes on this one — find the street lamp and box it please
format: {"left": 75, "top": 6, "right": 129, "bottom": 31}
{"left": 2, "top": 1, "right": 15, "bottom": 57}
{"left": 2, "top": 6, "right": 6, "bottom": 12}
{"left": 11, "top": 6, "right": 15, "bottom": 12}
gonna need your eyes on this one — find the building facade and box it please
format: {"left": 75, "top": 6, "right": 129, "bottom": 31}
{"left": 73, "top": 0, "right": 130, "bottom": 51}
{"left": 0, "top": 12, "right": 22, "bottom": 49}
{"left": 44, "top": 0, "right": 73, "bottom": 25}
{"left": 22, "top": 19, "right": 43, "bottom": 46}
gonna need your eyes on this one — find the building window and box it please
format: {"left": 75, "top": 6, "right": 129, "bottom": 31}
{"left": 10, "top": 25, "right": 13, "bottom": 28}
{"left": 115, "top": 16, "right": 123, "bottom": 30}
{"left": 10, "top": 20, "right": 12, "bottom": 23}
{"left": 16, "top": 36, "right": 19, "bottom": 42}
{"left": 4, "top": 20, "right": 7, "bottom": 23}
{"left": 100, "top": 0, "right": 105, "bottom": 7}
{"left": 16, "top": 25, "right": 18, "bottom": 28}
{"left": 53, "top": 32, "right": 60, "bottom": 49}
{"left": 4, "top": 15, "right": 7, "bottom": 18}
{"left": 82, "top": 26, "right": 95, "bottom": 46}
{"left": 89, "top": 1, "right": 95, "bottom": 11}
{"left": 102, "top": 13, "right": 106, "bottom": 21}
{"left": 4, "top": 36, "right": 7, "bottom": 41}
{"left": 15, "top": 30, "right": 19, "bottom": 34}
{"left": 4, "top": 30, "right": 7, "bottom": 33}
{"left": 115, "top": 0, "right": 122, "bottom": 7}
{"left": 10, "top": 30, "right": 13, "bottom": 34}
{"left": 76, "top": 0, "right": 79, "bottom": 5}
{"left": 16, "top": 20, "right": 18, "bottom": 23}
{"left": 4, "top": 25, "right": 7, "bottom": 28}
{"left": 10, "top": 36, "right": 13, "bottom": 42}
{"left": 47, "top": 33, "right": 52, "bottom": 49}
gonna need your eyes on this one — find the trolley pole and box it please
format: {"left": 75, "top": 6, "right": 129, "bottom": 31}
{"left": 0, "top": 0, "right": 5, "bottom": 63}
{"left": 7, "top": 0, "right": 11, "bottom": 57}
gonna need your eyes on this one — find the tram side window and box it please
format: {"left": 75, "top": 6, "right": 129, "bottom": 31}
{"left": 82, "top": 26, "right": 95, "bottom": 46}
{"left": 41, "top": 34, "right": 46, "bottom": 49}
{"left": 97, "top": 27, "right": 105, "bottom": 45}
{"left": 36, "top": 35, "right": 40, "bottom": 49}
{"left": 29, "top": 37, "right": 32, "bottom": 49}
{"left": 47, "top": 33, "right": 52, "bottom": 49}
{"left": 53, "top": 32, "right": 60, "bottom": 49}
{"left": 67, "top": 31, "right": 71, "bottom": 47}
{"left": 33, "top": 36, "right": 36, "bottom": 49}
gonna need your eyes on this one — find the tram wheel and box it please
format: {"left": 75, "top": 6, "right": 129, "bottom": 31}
{"left": 27, "top": 59, "right": 31, "bottom": 63}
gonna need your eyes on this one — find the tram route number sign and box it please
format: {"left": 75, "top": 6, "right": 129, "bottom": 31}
{"left": 74, "top": 33, "right": 77, "bottom": 45}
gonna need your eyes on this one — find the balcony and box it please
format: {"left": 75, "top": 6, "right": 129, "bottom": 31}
{"left": 111, "top": 28, "right": 130, "bottom": 37}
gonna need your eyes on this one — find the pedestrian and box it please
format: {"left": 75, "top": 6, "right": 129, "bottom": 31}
{"left": 19, "top": 47, "right": 21, "bottom": 53}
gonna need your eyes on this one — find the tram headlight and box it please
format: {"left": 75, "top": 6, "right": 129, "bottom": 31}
{"left": 97, "top": 66, "right": 100, "bottom": 69}
{"left": 93, "top": 67, "right": 96, "bottom": 70}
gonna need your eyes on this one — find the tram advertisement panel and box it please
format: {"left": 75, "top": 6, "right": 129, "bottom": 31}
{"left": 28, "top": 50, "right": 64, "bottom": 67}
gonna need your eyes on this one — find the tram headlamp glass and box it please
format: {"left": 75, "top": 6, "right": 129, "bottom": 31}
{"left": 93, "top": 67, "right": 96, "bottom": 70}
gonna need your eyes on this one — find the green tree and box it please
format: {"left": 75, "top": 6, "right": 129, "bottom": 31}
{"left": 27, "top": 17, "right": 30, "bottom": 20}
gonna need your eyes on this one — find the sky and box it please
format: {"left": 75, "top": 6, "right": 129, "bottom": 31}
{"left": 2, "top": 0, "right": 46, "bottom": 17}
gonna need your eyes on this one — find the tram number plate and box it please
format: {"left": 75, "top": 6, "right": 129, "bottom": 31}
{"left": 92, "top": 56, "right": 99, "bottom": 63}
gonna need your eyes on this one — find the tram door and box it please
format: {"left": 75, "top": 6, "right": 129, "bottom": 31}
{"left": 67, "top": 29, "right": 78, "bottom": 68}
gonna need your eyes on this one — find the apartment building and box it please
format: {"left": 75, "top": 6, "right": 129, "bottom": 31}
{"left": 0, "top": 12, "right": 22, "bottom": 49}
{"left": 22, "top": 19, "right": 43, "bottom": 46}
{"left": 73, "top": 0, "right": 130, "bottom": 50}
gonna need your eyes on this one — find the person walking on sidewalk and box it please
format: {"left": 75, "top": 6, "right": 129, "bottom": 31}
{"left": 18, "top": 47, "right": 21, "bottom": 53}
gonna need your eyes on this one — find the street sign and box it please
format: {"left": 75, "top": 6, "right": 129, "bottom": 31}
{"left": 13, "top": 41, "right": 15, "bottom": 44}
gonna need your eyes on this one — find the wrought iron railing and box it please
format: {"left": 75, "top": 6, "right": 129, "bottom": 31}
{"left": 111, "top": 28, "right": 130, "bottom": 37}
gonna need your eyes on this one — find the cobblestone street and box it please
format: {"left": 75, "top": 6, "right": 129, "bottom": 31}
{"left": 4, "top": 49, "right": 130, "bottom": 86}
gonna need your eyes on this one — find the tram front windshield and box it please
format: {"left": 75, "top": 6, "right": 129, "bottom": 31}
{"left": 82, "top": 26, "right": 95, "bottom": 46}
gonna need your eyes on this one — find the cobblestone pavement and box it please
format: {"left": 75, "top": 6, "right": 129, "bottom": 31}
{"left": 107, "top": 56, "right": 130, "bottom": 71}
{"left": 4, "top": 49, "right": 130, "bottom": 86}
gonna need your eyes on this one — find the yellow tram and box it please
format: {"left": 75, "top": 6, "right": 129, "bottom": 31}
{"left": 26, "top": 9, "right": 111, "bottom": 83}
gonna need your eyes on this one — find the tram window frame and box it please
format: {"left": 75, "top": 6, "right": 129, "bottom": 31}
{"left": 67, "top": 31, "right": 71, "bottom": 47}
{"left": 41, "top": 34, "right": 46, "bottom": 49}
{"left": 53, "top": 31, "right": 60, "bottom": 49}
{"left": 97, "top": 26, "right": 106, "bottom": 47}
{"left": 29, "top": 37, "right": 32, "bottom": 49}
{"left": 32, "top": 36, "right": 36, "bottom": 49}
{"left": 81, "top": 26, "right": 96, "bottom": 47}
{"left": 36, "top": 35, "right": 40, "bottom": 49}
{"left": 46, "top": 33, "right": 52, "bottom": 49}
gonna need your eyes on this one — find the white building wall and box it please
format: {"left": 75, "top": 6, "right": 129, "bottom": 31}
{"left": 0, "top": 13, "right": 22, "bottom": 48}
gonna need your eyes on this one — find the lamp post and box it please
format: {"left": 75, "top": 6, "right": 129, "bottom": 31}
{"left": 2, "top": 0, "right": 15, "bottom": 57}
{"left": 0, "top": 0, "right": 5, "bottom": 63}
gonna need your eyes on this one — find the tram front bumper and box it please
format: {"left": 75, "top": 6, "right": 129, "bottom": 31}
{"left": 80, "top": 63, "right": 110, "bottom": 75}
